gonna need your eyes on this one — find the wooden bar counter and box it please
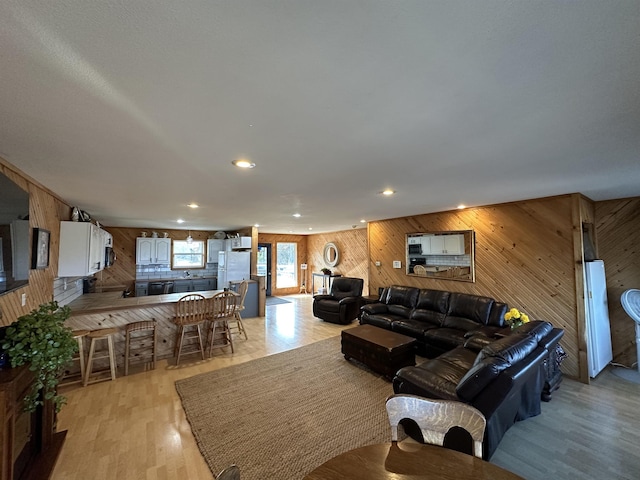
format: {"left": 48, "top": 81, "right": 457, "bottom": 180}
{"left": 66, "top": 290, "right": 227, "bottom": 366}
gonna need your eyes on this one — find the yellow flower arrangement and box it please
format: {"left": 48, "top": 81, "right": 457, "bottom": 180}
{"left": 504, "top": 307, "right": 530, "bottom": 329}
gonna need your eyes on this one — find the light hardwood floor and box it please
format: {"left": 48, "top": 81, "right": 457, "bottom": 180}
{"left": 53, "top": 295, "right": 640, "bottom": 480}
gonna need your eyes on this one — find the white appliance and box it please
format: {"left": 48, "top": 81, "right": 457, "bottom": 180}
{"left": 584, "top": 260, "right": 613, "bottom": 378}
{"left": 218, "top": 251, "right": 250, "bottom": 287}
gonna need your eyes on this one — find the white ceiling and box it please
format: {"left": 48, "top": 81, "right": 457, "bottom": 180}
{"left": 1, "top": 1, "right": 639, "bottom": 234}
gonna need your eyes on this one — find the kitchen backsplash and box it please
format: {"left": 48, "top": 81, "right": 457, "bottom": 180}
{"left": 136, "top": 264, "right": 218, "bottom": 280}
{"left": 53, "top": 277, "right": 84, "bottom": 306}
{"left": 424, "top": 254, "right": 471, "bottom": 267}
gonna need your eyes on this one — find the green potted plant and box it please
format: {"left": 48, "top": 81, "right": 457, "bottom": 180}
{"left": 1, "top": 301, "right": 77, "bottom": 412}
{"left": 321, "top": 267, "right": 332, "bottom": 275}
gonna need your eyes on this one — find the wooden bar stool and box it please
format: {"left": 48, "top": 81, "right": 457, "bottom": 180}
{"left": 124, "top": 320, "right": 157, "bottom": 376}
{"left": 84, "top": 327, "right": 119, "bottom": 386}
{"left": 60, "top": 329, "right": 90, "bottom": 387}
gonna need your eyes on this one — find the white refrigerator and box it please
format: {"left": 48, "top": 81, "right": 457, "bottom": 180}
{"left": 584, "top": 260, "right": 613, "bottom": 378}
{"left": 218, "top": 251, "right": 250, "bottom": 287}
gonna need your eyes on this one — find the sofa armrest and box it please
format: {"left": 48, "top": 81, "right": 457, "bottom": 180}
{"left": 361, "top": 303, "right": 389, "bottom": 315}
{"left": 338, "top": 296, "right": 360, "bottom": 305}
{"left": 313, "top": 294, "right": 334, "bottom": 301}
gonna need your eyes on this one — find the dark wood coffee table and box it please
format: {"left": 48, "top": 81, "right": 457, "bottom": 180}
{"left": 341, "top": 325, "right": 416, "bottom": 380}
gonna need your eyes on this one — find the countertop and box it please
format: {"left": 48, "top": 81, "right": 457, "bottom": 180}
{"left": 68, "top": 289, "right": 228, "bottom": 316}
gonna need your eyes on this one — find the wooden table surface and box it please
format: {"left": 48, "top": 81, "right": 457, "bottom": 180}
{"left": 303, "top": 442, "right": 524, "bottom": 480}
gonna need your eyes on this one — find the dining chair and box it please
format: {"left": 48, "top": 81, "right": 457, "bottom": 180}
{"left": 215, "top": 464, "right": 240, "bottom": 480}
{"left": 173, "top": 294, "right": 208, "bottom": 365}
{"left": 207, "top": 291, "right": 237, "bottom": 355}
{"left": 385, "top": 394, "right": 486, "bottom": 458}
{"left": 228, "top": 280, "right": 249, "bottom": 340}
{"left": 413, "top": 264, "right": 427, "bottom": 276}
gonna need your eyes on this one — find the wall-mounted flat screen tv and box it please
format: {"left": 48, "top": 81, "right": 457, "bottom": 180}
{"left": 0, "top": 171, "right": 30, "bottom": 295}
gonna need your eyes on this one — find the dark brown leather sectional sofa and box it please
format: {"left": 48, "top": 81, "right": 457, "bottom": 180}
{"left": 360, "top": 285, "right": 564, "bottom": 459}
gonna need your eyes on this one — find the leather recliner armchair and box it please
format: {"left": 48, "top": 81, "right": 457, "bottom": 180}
{"left": 313, "top": 277, "right": 364, "bottom": 324}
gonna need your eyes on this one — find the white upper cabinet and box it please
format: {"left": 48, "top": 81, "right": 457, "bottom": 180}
{"left": 136, "top": 237, "right": 171, "bottom": 265}
{"left": 59, "top": 221, "right": 108, "bottom": 277}
{"left": 429, "top": 234, "right": 465, "bottom": 255}
{"left": 206, "top": 239, "right": 224, "bottom": 263}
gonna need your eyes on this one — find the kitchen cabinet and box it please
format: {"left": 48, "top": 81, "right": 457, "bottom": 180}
{"left": 423, "top": 234, "right": 465, "bottom": 255}
{"left": 407, "top": 237, "right": 422, "bottom": 245}
{"left": 59, "top": 222, "right": 108, "bottom": 277}
{"left": 135, "top": 282, "right": 148, "bottom": 297}
{"left": 136, "top": 237, "right": 171, "bottom": 265}
{"left": 206, "top": 239, "right": 224, "bottom": 263}
{"left": 173, "top": 278, "right": 217, "bottom": 294}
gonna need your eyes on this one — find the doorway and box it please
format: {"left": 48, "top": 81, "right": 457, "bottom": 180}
{"left": 258, "top": 243, "right": 272, "bottom": 296}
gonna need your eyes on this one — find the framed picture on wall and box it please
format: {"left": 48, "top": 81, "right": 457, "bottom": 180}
{"left": 32, "top": 227, "right": 50, "bottom": 269}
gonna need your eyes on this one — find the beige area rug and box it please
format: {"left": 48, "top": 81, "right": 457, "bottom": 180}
{"left": 175, "top": 336, "right": 395, "bottom": 479}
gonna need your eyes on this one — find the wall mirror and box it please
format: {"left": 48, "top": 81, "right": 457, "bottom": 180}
{"left": 406, "top": 230, "right": 475, "bottom": 282}
{"left": 0, "top": 171, "right": 30, "bottom": 295}
{"left": 323, "top": 242, "right": 340, "bottom": 267}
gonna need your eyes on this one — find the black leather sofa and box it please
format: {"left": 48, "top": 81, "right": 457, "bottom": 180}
{"left": 393, "top": 320, "right": 564, "bottom": 459}
{"left": 312, "top": 277, "right": 364, "bottom": 324}
{"left": 360, "top": 285, "right": 509, "bottom": 357}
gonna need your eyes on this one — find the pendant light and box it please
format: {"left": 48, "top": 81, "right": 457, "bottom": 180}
{"left": 186, "top": 230, "right": 193, "bottom": 244}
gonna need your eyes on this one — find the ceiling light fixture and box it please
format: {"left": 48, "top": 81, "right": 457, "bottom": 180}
{"left": 186, "top": 230, "right": 193, "bottom": 244}
{"left": 381, "top": 189, "right": 395, "bottom": 196}
{"left": 177, "top": 219, "right": 185, "bottom": 224}
{"left": 360, "top": 219, "right": 366, "bottom": 223}
{"left": 188, "top": 203, "right": 199, "bottom": 209}
{"left": 232, "top": 159, "right": 256, "bottom": 169}
{"left": 457, "top": 204, "right": 466, "bottom": 209}
{"left": 293, "top": 213, "right": 301, "bottom": 218}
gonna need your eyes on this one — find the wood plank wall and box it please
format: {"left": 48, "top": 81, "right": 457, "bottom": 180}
{"left": 306, "top": 229, "right": 369, "bottom": 295}
{"left": 96, "top": 227, "right": 253, "bottom": 294}
{"left": 0, "top": 158, "right": 71, "bottom": 326}
{"left": 257, "top": 233, "right": 308, "bottom": 296}
{"left": 595, "top": 197, "right": 640, "bottom": 366}
{"left": 368, "top": 195, "right": 582, "bottom": 378}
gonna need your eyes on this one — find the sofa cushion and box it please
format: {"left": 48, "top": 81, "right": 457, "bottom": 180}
{"left": 385, "top": 286, "right": 420, "bottom": 309}
{"left": 488, "top": 302, "right": 508, "bottom": 327}
{"left": 391, "top": 318, "right": 437, "bottom": 339}
{"left": 394, "top": 347, "right": 477, "bottom": 400}
{"left": 447, "top": 292, "right": 495, "bottom": 325}
{"left": 409, "top": 309, "right": 446, "bottom": 327}
{"left": 475, "top": 334, "right": 539, "bottom": 366}
{"left": 415, "top": 289, "right": 450, "bottom": 313}
{"left": 456, "top": 356, "right": 511, "bottom": 402}
{"left": 423, "top": 327, "right": 469, "bottom": 351}
{"left": 387, "top": 304, "right": 413, "bottom": 319}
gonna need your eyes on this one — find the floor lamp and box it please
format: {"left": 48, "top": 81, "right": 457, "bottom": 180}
{"left": 611, "top": 289, "right": 640, "bottom": 384}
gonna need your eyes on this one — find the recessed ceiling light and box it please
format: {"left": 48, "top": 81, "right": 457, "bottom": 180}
{"left": 381, "top": 189, "right": 395, "bottom": 196}
{"left": 360, "top": 219, "right": 366, "bottom": 223}
{"left": 187, "top": 203, "right": 199, "bottom": 209}
{"left": 254, "top": 224, "right": 260, "bottom": 228}
{"left": 232, "top": 159, "right": 256, "bottom": 169}
{"left": 293, "top": 213, "right": 301, "bottom": 218}
{"left": 457, "top": 204, "right": 466, "bottom": 209}
{"left": 177, "top": 219, "right": 185, "bottom": 224}
{"left": 308, "top": 227, "right": 313, "bottom": 230}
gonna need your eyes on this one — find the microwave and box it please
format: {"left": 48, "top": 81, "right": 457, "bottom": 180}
{"left": 408, "top": 244, "right": 422, "bottom": 254}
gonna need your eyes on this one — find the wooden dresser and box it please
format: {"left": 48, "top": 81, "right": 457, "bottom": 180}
{"left": 0, "top": 365, "right": 66, "bottom": 480}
